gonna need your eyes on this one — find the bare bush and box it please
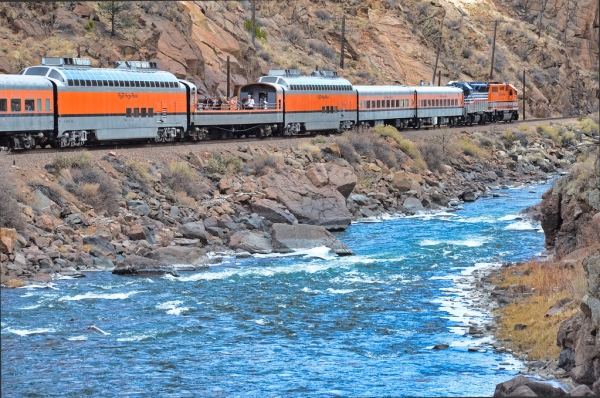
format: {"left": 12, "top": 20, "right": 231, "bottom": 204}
{"left": 308, "top": 39, "right": 337, "bottom": 60}
{"left": 71, "top": 167, "right": 120, "bottom": 215}
{"left": 372, "top": 140, "right": 399, "bottom": 169}
{"left": 334, "top": 136, "right": 361, "bottom": 165}
{"left": 162, "top": 162, "right": 206, "bottom": 200}
{"left": 315, "top": 9, "right": 331, "bottom": 21}
{"left": 0, "top": 172, "right": 25, "bottom": 230}
{"left": 244, "top": 155, "right": 281, "bottom": 176}
{"left": 418, "top": 142, "right": 444, "bottom": 172}
{"left": 349, "top": 133, "right": 375, "bottom": 158}
{"left": 283, "top": 28, "right": 306, "bottom": 47}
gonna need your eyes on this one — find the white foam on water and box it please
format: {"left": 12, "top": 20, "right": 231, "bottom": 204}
{"left": 19, "top": 283, "right": 58, "bottom": 290}
{"left": 67, "top": 335, "right": 88, "bottom": 341}
{"left": 420, "top": 237, "right": 489, "bottom": 247}
{"left": 252, "top": 318, "right": 267, "bottom": 325}
{"left": 326, "top": 288, "right": 355, "bottom": 294}
{"left": 498, "top": 214, "right": 522, "bottom": 221}
{"left": 5, "top": 327, "right": 56, "bottom": 336}
{"left": 254, "top": 246, "right": 336, "bottom": 260}
{"left": 504, "top": 220, "right": 541, "bottom": 231}
{"left": 455, "top": 216, "right": 496, "bottom": 224}
{"left": 58, "top": 291, "right": 140, "bottom": 301}
{"left": 301, "top": 287, "right": 322, "bottom": 294}
{"left": 156, "top": 300, "right": 189, "bottom": 315}
{"left": 19, "top": 304, "right": 42, "bottom": 310}
{"left": 117, "top": 334, "right": 154, "bottom": 342}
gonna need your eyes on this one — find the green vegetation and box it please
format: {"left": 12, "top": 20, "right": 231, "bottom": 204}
{"left": 51, "top": 151, "right": 93, "bottom": 171}
{"left": 244, "top": 19, "right": 267, "bottom": 41}
{"left": 207, "top": 154, "right": 243, "bottom": 174}
{"left": 458, "top": 136, "right": 484, "bottom": 158}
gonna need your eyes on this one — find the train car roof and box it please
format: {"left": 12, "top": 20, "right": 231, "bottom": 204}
{"left": 353, "top": 85, "right": 412, "bottom": 94}
{"left": 21, "top": 65, "right": 179, "bottom": 84}
{"left": 0, "top": 74, "right": 54, "bottom": 89}
{"left": 413, "top": 86, "right": 464, "bottom": 95}
{"left": 257, "top": 75, "right": 353, "bottom": 87}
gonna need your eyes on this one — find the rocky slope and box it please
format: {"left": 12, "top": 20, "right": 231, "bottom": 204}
{"left": 0, "top": 118, "right": 595, "bottom": 285}
{"left": 0, "top": 0, "right": 597, "bottom": 117}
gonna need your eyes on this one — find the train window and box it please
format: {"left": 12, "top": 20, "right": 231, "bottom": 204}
{"left": 49, "top": 70, "right": 65, "bottom": 82}
{"left": 37, "top": 99, "right": 41, "bottom": 111}
{"left": 108, "top": 80, "right": 114, "bottom": 87}
{"left": 149, "top": 81, "right": 154, "bottom": 87}
{"left": 141, "top": 108, "right": 147, "bottom": 117}
{"left": 102, "top": 80, "right": 108, "bottom": 86}
{"left": 0, "top": 99, "right": 6, "bottom": 112}
{"left": 371, "top": 100, "right": 375, "bottom": 108}
{"left": 395, "top": 100, "right": 399, "bottom": 107}
{"left": 148, "top": 108, "right": 154, "bottom": 117}
{"left": 134, "top": 108, "right": 139, "bottom": 117}
{"left": 377, "top": 100, "right": 380, "bottom": 108}
{"left": 135, "top": 81, "right": 140, "bottom": 87}
{"left": 46, "top": 99, "right": 50, "bottom": 112}
{"left": 120, "top": 80, "right": 125, "bottom": 87}
{"left": 366, "top": 101, "right": 370, "bottom": 109}
{"left": 427, "top": 100, "right": 431, "bottom": 106}
{"left": 78, "top": 79, "right": 84, "bottom": 86}
{"left": 91, "top": 80, "right": 97, "bottom": 86}
{"left": 11, "top": 99, "right": 21, "bottom": 112}
{"left": 160, "top": 82, "right": 165, "bottom": 88}
{"left": 67, "top": 79, "right": 74, "bottom": 86}
{"left": 334, "top": 106, "right": 338, "bottom": 112}
{"left": 126, "top": 108, "right": 132, "bottom": 118}
{"left": 435, "top": 99, "right": 438, "bottom": 106}
{"left": 322, "top": 106, "right": 326, "bottom": 113}
{"left": 386, "top": 100, "right": 390, "bottom": 107}
{"left": 86, "top": 79, "right": 91, "bottom": 86}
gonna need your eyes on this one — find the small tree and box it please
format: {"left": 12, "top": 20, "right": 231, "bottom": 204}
{"left": 98, "top": 1, "right": 132, "bottom": 37}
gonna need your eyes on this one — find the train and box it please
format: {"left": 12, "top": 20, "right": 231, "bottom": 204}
{"left": 0, "top": 57, "right": 519, "bottom": 150}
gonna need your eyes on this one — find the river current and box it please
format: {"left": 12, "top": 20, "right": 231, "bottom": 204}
{"left": 1, "top": 181, "right": 552, "bottom": 397}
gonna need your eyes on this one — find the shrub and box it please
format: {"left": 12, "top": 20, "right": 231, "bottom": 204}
{"left": 70, "top": 167, "right": 120, "bottom": 215}
{"left": 315, "top": 9, "right": 331, "bottom": 21}
{"left": 283, "top": 27, "right": 305, "bottom": 46}
{"left": 312, "top": 135, "right": 327, "bottom": 144}
{"left": 334, "top": 136, "right": 361, "bottom": 165}
{"left": 308, "top": 39, "right": 337, "bottom": 60}
{"left": 124, "top": 160, "right": 152, "bottom": 193}
{"left": 244, "top": 155, "right": 280, "bottom": 176}
{"left": 461, "top": 47, "right": 472, "bottom": 59}
{"left": 501, "top": 130, "right": 516, "bottom": 148}
{"left": 0, "top": 172, "right": 25, "bottom": 230}
{"left": 418, "top": 142, "right": 444, "bottom": 172}
{"left": 244, "top": 19, "right": 267, "bottom": 41}
{"left": 581, "top": 118, "right": 599, "bottom": 136}
{"left": 459, "top": 136, "right": 484, "bottom": 158}
{"left": 51, "top": 151, "right": 93, "bottom": 171}
{"left": 349, "top": 132, "right": 375, "bottom": 158}
{"left": 208, "top": 154, "right": 243, "bottom": 174}
{"left": 375, "top": 125, "right": 422, "bottom": 160}
{"left": 372, "top": 140, "right": 398, "bottom": 169}
{"left": 162, "top": 162, "right": 205, "bottom": 200}
{"left": 536, "top": 125, "right": 561, "bottom": 143}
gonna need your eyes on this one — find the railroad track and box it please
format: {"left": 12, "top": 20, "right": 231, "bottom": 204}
{"left": 0, "top": 116, "right": 584, "bottom": 157}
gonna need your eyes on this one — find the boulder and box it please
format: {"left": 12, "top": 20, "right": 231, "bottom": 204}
{"left": 113, "top": 255, "right": 179, "bottom": 277}
{"left": 83, "top": 235, "right": 115, "bottom": 254}
{"left": 251, "top": 198, "right": 297, "bottom": 225}
{"left": 128, "top": 224, "right": 147, "bottom": 241}
{"left": 568, "top": 385, "right": 595, "bottom": 396}
{"left": 324, "top": 163, "right": 358, "bottom": 199}
{"left": 493, "top": 376, "right": 566, "bottom": 397}
{"left": 229, "top": 230, "right": 272, "bottom": 254}
{"left": 178, "top": 221, "right": 208, "bottom": 244}
{"left": 35, "top": 215, "right": 55, "bottom": 232}
{"left": 403, "top": 197, "right": 424, "bottom": 213}
{"left": 127, "top": 200, "right": 151, "bottom": 217}
{"left": 257, "top": 170, "right": 352, "bottom": 231}
{"left": 0, "top": 228, "right": 17, "bottom": 254}
{"left": 145, "top": 246, "right": 207, "bottom": 266}
{"left": 270, "top": 223, "right": 353, "bottom": 256}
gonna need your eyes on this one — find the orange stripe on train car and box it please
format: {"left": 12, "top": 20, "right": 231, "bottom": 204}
{"left": 56, "top": 91, "right": 187, "bottom": 115}
{"left": 284, "top": 93, "right": 357, "bottom": 112}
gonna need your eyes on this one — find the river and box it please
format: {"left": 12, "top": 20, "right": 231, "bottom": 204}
{"left": 1, "top": 181, "right": 551, "bottom": 397}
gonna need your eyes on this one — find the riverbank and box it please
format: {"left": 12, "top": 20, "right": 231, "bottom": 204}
{"left": 2, "top": 118, "right": 595, "bottom": 287}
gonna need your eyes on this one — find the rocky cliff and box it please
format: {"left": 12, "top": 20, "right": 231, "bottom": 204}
{"left": 0, "top": 0, "right": 598, "bottom": 116}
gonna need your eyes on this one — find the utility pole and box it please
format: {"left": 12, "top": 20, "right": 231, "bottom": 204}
{"left": 227, "top": 56, "right": 230, "bottom": 100}
{"left": 522, "top": 69, "right": 526, "bottom": 120}
{"left": 431, "top": 8, "right": 445, "bottom": 85}
{"left": 340, "top": 14, "right": 346, "bottom": 69}
{"left": 490, "top": 20, "right": 499, "bottom": 81}
{"left": 252, "top": 0, "right": 256, "bottom": 46}
{"left": 438, "top": 70, "right": 441, "bottom": 86}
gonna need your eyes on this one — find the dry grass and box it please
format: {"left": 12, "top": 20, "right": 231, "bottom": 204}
{"left": 162, "top": 162, "right": 205, "bottom": 200}
{"left": 492, "top": 259, "right": 587, "bottom": 360}
{"left": 458, "top": 136, "right": 486, "bottom": 158}
{"left": 244, "top": 155, "right": 281, "bottom": 176}
{"left": 51, "top": 151, "right": 93, "bottom": 171}
{"left": 70, "top": 167, "right": 120, "bottom": 215}
{"left": 5, "top": 279, "right": 27, "bottom": 288}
